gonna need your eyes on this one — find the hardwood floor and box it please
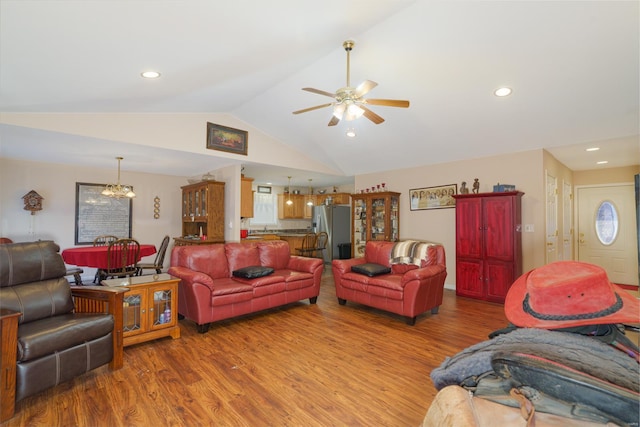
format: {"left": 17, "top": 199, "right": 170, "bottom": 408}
{"left": 3, "top": 269, "right": 508, "bottom": 427}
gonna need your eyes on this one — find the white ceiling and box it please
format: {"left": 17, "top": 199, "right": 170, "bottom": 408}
{"left": 0, "top": 0, "right": 638, "bottom": 187}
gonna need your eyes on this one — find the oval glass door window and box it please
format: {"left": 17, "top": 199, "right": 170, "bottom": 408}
{"left": 595, "top": 201, "right": 618, "bottom": 245}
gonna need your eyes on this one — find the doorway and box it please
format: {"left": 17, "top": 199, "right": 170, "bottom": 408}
{"left": 576, "top": 184, "right": 638, "bottom": 286}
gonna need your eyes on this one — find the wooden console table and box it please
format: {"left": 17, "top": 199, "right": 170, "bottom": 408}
{"left": 102, "top": 274, "right": 181, "bottom": 347}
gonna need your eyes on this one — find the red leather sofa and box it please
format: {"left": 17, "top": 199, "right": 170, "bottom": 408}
{"left": 168, "top": 241, "right": 324, "bottom": 333}
{"left": 331, "top": 241, "right": 447, "bottom": 325}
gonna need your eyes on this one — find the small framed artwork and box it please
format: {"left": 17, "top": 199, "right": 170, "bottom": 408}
{"left": 206, "top": 122, "right": 248, "bottom": 155}
{"left": 409, "top": 184, "right": 457, "bottom": 211}
{"left": 257, "top": 186, "right": 272, "bottom": 194}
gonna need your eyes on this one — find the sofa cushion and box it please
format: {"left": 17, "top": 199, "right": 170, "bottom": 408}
{"left": 351, "top": 263, "right": 391, "bottom": 277}
{"left": 17, "top": 313, "right": 114, "bottom": 362}
{"left": 1, "top": 278, "right": 75, "bottom": 324}
{"left": 258, "top": 241, "right": 291, "bottom": 270}
{"left": 391, "top": 263, "right": 419, "bottom": 274}
{"left": 226, "top": 243, "right": 261, "bottom": 273}
{"left": 0, "top": 240, "right": 67, "bottom": 287}
{"left": 173, "top": 244, "right": 229, "bottom": 279}
{"left": 232, "top": 266, "right": 274, "bottom": 279}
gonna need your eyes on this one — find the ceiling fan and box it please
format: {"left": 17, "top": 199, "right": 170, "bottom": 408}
{"left": 292, "top": 40, "right": 410, "bottom": 126}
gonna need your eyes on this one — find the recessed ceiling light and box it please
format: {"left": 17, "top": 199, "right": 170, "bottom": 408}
{"left": 141, "top": 71, "right": 161, "bottom": 79}
{"left": 346, "top": 128, "right": 357, "bottom": 138}
{"left": 596, "top": 161, "right": 608, "bottom": 165}
{"left": 586, "top": 147, "right": 600, "bottom": 152}
{"left": 494, "top": 87, "right": 512, "bottom": 97}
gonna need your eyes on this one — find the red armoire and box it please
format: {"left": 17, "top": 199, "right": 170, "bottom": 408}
{"left": 453, "top": 191, "right": 524, "bottom": 303}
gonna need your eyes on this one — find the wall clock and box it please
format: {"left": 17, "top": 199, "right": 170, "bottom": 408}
{"left": 22, "top": 190, "right": 43, "bottom": 215}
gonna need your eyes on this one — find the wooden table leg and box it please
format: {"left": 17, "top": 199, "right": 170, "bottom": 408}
{"left": 1, "top": 309, "right": 21, "bottom": 422}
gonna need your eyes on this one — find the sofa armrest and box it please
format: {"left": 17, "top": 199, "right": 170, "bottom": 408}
{"left": 332, "top": 258, "right": 367, "bottom": 275}
{"left": 286, "top": 255, "right": 324, "bottom": 274}
{"left": 401, "top": 265, "right": 446, "bottom": 284}
{"left": 71, "top": 286, "right": 126, "bottom": 370}
{"left": 167, "top": 266, "right": 215, "bottom": 290}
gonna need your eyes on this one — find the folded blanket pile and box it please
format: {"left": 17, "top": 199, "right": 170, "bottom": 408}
{"left": 390, "top": 240, "right": 435, "bottom": 266}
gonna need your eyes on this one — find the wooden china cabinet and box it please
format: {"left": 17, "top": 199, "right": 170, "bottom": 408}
{"left": 351, "top": 191, "right": 400, "bottom": 258}
{"left": 453, "top": 191, "right": 524, "bottom": 303}
{"left": 175, "top": 181, "right": 225, "bottom": 245}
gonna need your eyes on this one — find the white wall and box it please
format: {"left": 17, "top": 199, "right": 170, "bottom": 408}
{"left": 1, "top": 157, "right": 186, "bottom": 281}
{"left": 356, "top": 149, "right": 546, "bottom": 287}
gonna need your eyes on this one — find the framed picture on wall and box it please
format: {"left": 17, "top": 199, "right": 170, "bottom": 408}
{"left": 206, "top": 122, "right": 248, "bottom": 155}
{"left": 409, "top": 184, "right": 457, "bottom": 211}
{"left": 75, "top": 182, "right": 132, "bottom": 245}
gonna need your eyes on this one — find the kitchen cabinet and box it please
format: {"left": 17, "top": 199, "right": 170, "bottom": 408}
{"left": 278, "top": 194, "right": 305, "bottom": 219}
{"left": 351, "top": 192, "right": 400, "bottom": 258}
{"left": 315, "top": 193, "right": 351, "bottom": 205}
{"left": 102, "top": 274, "right": 180, "bottom": 347}
{"left": 241, "top": 177, "right": 254, "bottom": 218}
{"left": 180, "top": 181, "right": 225, "bottom": 244}
{"left": 453, "top": 192, "right": 523, "bottom": 303}
{"left": 278, "top": 235, "right": 305, "bottom": 255}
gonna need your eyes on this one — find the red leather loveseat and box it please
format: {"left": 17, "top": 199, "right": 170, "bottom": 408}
{"left": 168, "top": 241, "right": 324, "bottom": 332}
{"left": 331, "top": 240, "right": 447, "bottom": 325}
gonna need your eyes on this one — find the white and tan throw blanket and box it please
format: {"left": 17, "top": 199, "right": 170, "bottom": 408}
{"left": 390, "top": 240, "right": 435, "bottom": 266}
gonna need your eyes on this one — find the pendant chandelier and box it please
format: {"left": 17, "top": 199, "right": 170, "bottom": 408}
{"left": 286, "top": 176, "right": 293, "bottom": 205}
{"left": 306, "top": 179, "right": 314, "bottom": 206}
{"left": 102, "top": 156, "right": 136, "bottom": 199}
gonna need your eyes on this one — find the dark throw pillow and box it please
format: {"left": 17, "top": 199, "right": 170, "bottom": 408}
{"left": 232, "top": 266, "right": 274, "bottom": 279}
{"left": 351, "top": 263, "right": 391, "bottom": 277}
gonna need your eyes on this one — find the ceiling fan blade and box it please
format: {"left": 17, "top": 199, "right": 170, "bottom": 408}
{"left": 364, "top": 99, "right": 410, "bottom": 108}
{"left": 354, "top": 80, "right": 378, "bottom": 98}
{"left": 302, "top": 87, "right": 336, "bottom": 98}
{"left": 360, "top": 105, "right": 385, "bottom": 125}
{"left": 292, "top": 103, "right": 334, "bottom": 115}
{"left": 328, "top": 116, "right": 340, "bottom": 126}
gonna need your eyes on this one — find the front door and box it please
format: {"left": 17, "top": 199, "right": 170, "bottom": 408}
{"left": 545, "top": 171, "right": 558, "bottom": 263}
{"left": 577, "top": 184, "right": 638, "bottom": 286}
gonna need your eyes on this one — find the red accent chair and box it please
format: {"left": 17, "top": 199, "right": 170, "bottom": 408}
{"left": 332, "top": 241, "right": 447, "bottom": 325}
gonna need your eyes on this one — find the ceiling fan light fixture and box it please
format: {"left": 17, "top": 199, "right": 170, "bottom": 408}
{"left": 345, "top": 104, "right": 364, "bottom": 121}
{"left": 333, "top": 103, "right": 346, "bottom": 119}
{"left": 346, "top": 128, "right": 357, "bottom": 138}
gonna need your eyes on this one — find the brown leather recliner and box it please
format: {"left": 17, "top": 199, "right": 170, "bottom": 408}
{"left": 0, "top": 241, "right": 125, "bottom": 421}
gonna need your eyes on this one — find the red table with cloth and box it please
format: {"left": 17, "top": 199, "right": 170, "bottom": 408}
{"left": 62, "top": 244, "right": 156, "bottom": 268}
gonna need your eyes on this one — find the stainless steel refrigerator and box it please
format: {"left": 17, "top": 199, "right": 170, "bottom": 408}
{"left": 312, "top": 204, "right": 351, "bottom": 263}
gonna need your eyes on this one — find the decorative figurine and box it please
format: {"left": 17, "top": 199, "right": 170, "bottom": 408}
{"left": 460, "top": 181, "right": 469, "bottom": 194}
{"left": 472, "top": 178, "right": 480, "bottom": 194}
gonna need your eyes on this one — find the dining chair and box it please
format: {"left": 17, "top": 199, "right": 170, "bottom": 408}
{"left": 93, "top": 235, "right": 119, "bottom": 246}
{"left": 314, "top": 231, "right": 328, "bottom": 259}
{"left": 295, "top": 233, "right": 317, "bottom": 257}
{"left": 92, "top": 235, "right": 119, "bottom": 283}
{"left": 98, "top": 238, "right": 140, "bottom": 282}
{"left": 136, "top": 235, "right": 170, "bottom": 276}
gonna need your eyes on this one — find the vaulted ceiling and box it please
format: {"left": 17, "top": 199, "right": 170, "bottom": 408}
{"left": 1, "top": 1, "right": 638, "bottom": 187}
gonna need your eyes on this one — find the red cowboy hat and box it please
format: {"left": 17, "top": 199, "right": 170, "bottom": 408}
{"left": 505, "top": 261, "right": 639, "bottom": 329}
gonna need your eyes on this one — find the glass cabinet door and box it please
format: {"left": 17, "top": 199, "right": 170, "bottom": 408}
{"left": 151, "top": 286, "right": 174, "bottom": 328}
{"left": 201, "top": 188, "right": 207, "bottom": 217}
{"left": 371, "top": 197, "right": 386, "bottom": 241}
{"left": 353, "top": 197, "right": 367, "bottom": 257}
{"left": 390, "top": 195, "right": 399, "bottom": 241}
{"left": 123, "top": 289, "right": 146, "bottom": 335}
